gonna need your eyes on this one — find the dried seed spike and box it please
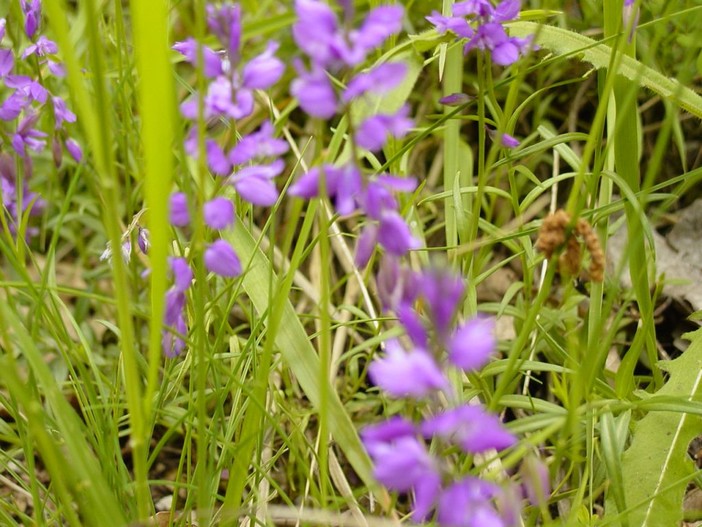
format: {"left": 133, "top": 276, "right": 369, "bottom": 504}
{"left": 536, "top": 209, "right": 605, "bottom": 283}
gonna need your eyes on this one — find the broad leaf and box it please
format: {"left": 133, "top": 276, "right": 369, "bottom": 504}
{"left": 618, "top": 328, "right": 702, "bottom": 526}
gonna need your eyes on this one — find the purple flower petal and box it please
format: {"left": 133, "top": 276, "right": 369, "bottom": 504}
{"left": 229, "top": 121, "right": 288, "bottom": 165}
{"left": 204, "top": 197, "right": 235, "bottom": 229}
{"left": 65, "top": 138, "right": 83, "bottom": 162}
{"left": 420, "top": 269, "right": 465, "bottom": 337}
{"left": 440, "top": 92, "right": 474, "bottom": 106}
{"left": 288, "top": 166, "right": 322, "bottom": 199}
{"left": 354, "top": 223, "right": 378, "bottom": 268}
{"left": 292, "top": 0, "right": 339, "bottom": 67}
{"left": 204, "top": 240, "right": 242, "bottom": 277}
{"left": 206, "top": 4, "right": 241, "bottom": 62}
{"left": 448, "top": 317, "right": 496, "bottom": 371}
{"left": 173, "top": 38, "right": 223, "bottom": 78}
{"left": 22, "top": 0, "right": 41, "bottom": 38}
{"left": 206, "top": 140, "right": 232, "bottom": 176}
{"left": 353, "top": 5, "right": 404, "bottom": 53}
{"left": 368, "top": 340, "right": 447, "bottom": 398}
{"left": 421, "top": 404, "right": 516, "bottom": 454}
{"left": 169, "top": 192, "right": 190, "bottom": 227}
{"left": 360, "top": 417, "right": 416, "bottom": 450}
{"left": 377, "top": 211, "right": 420, "bottom": 256}
{"left": 500, "top": 132, "right": 520, "bottom": 148}
{"left": 427, "top": 12, "right": 474, "bottom": 38}
{"left": 493, "top": 0, "right": 521, "bottom": 22}
{"left": 356, "top": 105, "right": 413, "bottom": 152}
{"left": 137, "top": 227, "right": 150, "bottom": 254}
{"left": 242, "top": 41, "right": 284, "bottom": 90}
{"left": 342, "top": 62, "right": 407, "bottom": 102}
{"left": 230, "top": 159, "right": 285, "bottom": 206}
{"left": 366, "top": 434, "right": 438, "bottom": 492}
{"left": 169, "top": 257, "right": 193, "bottom": 292}
{"left": 0, "top": 49, "right": 13, "bottom": 78}
{"left": 437, "top": 478, "right": 506, "bottom": 527}
{"left": 413, "top": 471, "right": 442, "bottom": 522}
{"left": 290, "top": 63, "right": 338, "bottom": 119}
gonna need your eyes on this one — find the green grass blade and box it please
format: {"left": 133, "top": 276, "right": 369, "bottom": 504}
{"left": 509, "top": 21, "right": 702, "bottom": 118}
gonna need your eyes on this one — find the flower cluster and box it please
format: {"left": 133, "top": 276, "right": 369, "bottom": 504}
{"left": 161, "top": 2, "right": 289, "bottom": 357}
{"left": 174, "top": 4, "right": 287, "bottom": 203}
{"left": 163, "top": 257, "right": 193, "bottom": 357}
{"left": 287, "top": 0, "right": 417, "bottom": 266}
{"left": 0, "top": 3, "right": 81, "bottom": 237}
{"left": 428, "top": 0, "right": 532, "bottom": 66}
{"left": 361, "top": 261, "right": 522, "bottom": 526}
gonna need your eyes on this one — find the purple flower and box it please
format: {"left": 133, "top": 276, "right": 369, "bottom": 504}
{"left": 439, "top": 92, "right": 474, "bottom": 106}
{"left": 360, "top": 416, "right": 416, "bottom": 449}
{"left": 65, "top": 138, "right": 83, "bottom": 162}
{"left": 229, "top": 121, "right": 288, "bottom": 165}
{"left": 204, "top": 197, "right": 235, "bottom": 229}
{"left": 361, "top": 175, "right": 417, "bottom": 220}
{"left": 356, "top": 105, "right": 413, "bottom": 151}
{"left": 163, "top": 258, "right": 190, "bottom": 358}
{"left": 368, "top": 339, "right": 447, "bottom": 398}
{"left": 0, "top": 49, "right": 14, "bottom": 78}
{"left": 448, "top": 317, "right": 496, "bottom": 371}
{"left": 162, "top": 310, "right": 187, "bottom": 358}
{"left": 292, "top": 0, "right": 340, "bottom": 68}
{"left": 342, "top": 62, "right": 407, "bottom": 102}
{"left": 22, "top": 36, "right": 58, "bottom": 58}
{"left": 173, "top": 38, "right": 223, "bottom": 78}
{"left": 206, "top": 140, "right": 232, "bottom": 176}
{"left": 500, "top": 132, "right": 520, "bottom": 148}
{"left": 361, "top": 418, "right": 443, "bottom": 522}
{"left": 169, "top": 192, "right": 190, "bottom": 227}
{"left": 397, "top": 303, "right": 428, "bottom": 348}
{"left": 420, "top": 269, "right": 465, "bottom": 337}
{"left": 203, "top": 76, "right": 254, "bottom": 120}
{"left": 170, "top": 257, "right": 193, "bottom": 292}
{"left": 206, "top": 4, "right": 241, "bottom": 62}
{"left": 493, "top": 0, "right": 521, "bottom": 22}
{"left": 52, "top": 96, "right": 77, "bottom": 129}
{"left": 241, "top": 42, "right": 285, "bottom": 90}
{"left": 228, "top": 159, "right": 284, "bottom": 206}
{"left": 0, "top": 18, "right": 6, "bottom": 42}
{"left": 363, "top": 428, "right": 439, "bottom": 493}
{"left": 290, "top": 63, "right": 338, "bottom": 119}
{"left": 204, "top": 239, "right": 242, "bottom": 277}
{"left": 427, "top": 12, "right": 474, "bottom": 38}
{"left": 376, "top": 256, "right": 421, "bottom": 311}
{"left": 376, "top": 210, "right": 420, "bottom": 256}
{"left": 350, "top": 5, "right": 404, "bottom": 57}
{"left": 12, "top": 113, "right": 47, "bottom": 154}
{"left": 421, "top": 404, "right": 516, "bottom": 454}
{"left": 437, "top": 478, "right": 507, "bottom": 527}
{"left": 453, "top": 0, "right": 494, "bottom": 18}
{"left": 22, "top": 0, "right": 41, "bottom": 39}
{"left": 289, "top": 163, "right": 362, "bottom": 215}
{"left": 137, "top": 227, "right": 150, "bottom": 254}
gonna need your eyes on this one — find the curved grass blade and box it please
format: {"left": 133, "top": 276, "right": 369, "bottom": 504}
{"left": 508, "top": 22, "right": 702, "bottom": 119}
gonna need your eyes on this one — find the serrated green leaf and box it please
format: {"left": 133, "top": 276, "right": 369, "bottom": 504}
{"left": 618, "top": 328, "right": 702, "bottom": 526}
{"left": 508, "top": 22, "right": 702, "bottom": 119}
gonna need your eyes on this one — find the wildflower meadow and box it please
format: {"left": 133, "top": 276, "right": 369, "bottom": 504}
{"left": 1, "top": 0, "right": 702, "bottom": 525}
